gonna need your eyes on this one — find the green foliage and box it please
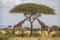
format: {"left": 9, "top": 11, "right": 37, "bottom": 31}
{"left": 33, "top": 28, "right": 40, "bottom": 31}
{"left": 21, "top": 31, "right": 29, "bottom": 37}
{"left": 49, "top": 29, "right": 53, "bottom": 33}
{"left": 58, "top": 28, "right": 60, "bottom": 31}
{"left": 21, "top": 33, "right": 28, "bottom": 37}
{"left": 8, "top": 25, "right": 12, "bottom": 28}
{"left": 10, "top": 3, "right": 54, "bottom": 14}
{"left": 5, "top": 31, "right": 13, "bottom": 38}
{"left": 23, "top": 27, "right": 31, "bottom": 30}
{"left": 10, "top": 3, "right": 55, "bottom": 17}
{"left": 32, "top": 32, "right": 41, "bottom": 37}
{"left": 50, "top": 25, "right": 59, "bottom": 31}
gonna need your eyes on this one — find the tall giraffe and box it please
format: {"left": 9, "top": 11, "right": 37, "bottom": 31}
{"left": 36, "top": 18, "right": 49, "bottom": 36}
{"left": 13, "top": 18, "right": 27, "bottom": 35}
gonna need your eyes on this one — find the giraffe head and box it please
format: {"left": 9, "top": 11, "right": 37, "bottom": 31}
{"left": 24, "top": 18, "right": 28, "bottom": 20}
{"left": 22, "top": 18, "right": 28, "bottom": 22}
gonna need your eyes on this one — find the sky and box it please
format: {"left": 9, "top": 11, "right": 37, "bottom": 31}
{"left": 0, "top": 0, "right": 60, "bottom": 28}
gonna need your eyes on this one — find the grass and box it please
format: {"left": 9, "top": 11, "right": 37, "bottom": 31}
{"left": 9, "top": 37, "right": 60, "bottom": 40}
{"left": 0, "top": 28, "right": 60, "bottom": 40}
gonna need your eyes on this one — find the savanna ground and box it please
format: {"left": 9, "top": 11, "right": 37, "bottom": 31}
{"left": 9, "top": 37, "right": 60, "bottom": 40}
{"left": 0, "top": 28, "right": 60, "bottom": 40}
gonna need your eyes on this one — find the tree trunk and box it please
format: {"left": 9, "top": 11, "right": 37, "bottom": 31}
{"left": 30, "top": 18, "right": 33, "bottom": 36}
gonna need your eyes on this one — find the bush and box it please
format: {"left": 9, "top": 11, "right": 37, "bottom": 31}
{"left": 5, "top": 30, "right": 13, "bottom": 38}
{"left": 33, "top": 28, "right": 39, "bottom": 31}
{"left": 0, "top": 32, "right": 8, "bottom": 40}
{"left": 32, "top": 32, "right": 41, "bottom": 37}
{"left": 52, "top": 32, "right": 60, "bottom": 37}
{"left": 21, "top": 32, "right": 28, "bottom": 37}
{"left": 58, "top": 28, "right": 60, "bottom": 31}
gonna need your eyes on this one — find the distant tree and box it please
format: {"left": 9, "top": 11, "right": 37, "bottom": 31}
{"left": 8, "top": 25, "right": 12, "bottom": 29}
{"left": 23, "top": 27, "right": 30, "bottom": 30}
{"left": 58, "top": 27, "right": 60, "bottom": 31}
{"left": 50, "top": 25, "right": 59, "bottom": 32}
{"left": 10, "top": 3, "right": 55, "bottom": 36}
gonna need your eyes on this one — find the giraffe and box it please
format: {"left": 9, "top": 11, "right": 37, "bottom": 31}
{"left": 36, "top": 18, "right": 49, "bottom": 36}
{"left": 13, "top": 18, "right": 27, "bottom": 35}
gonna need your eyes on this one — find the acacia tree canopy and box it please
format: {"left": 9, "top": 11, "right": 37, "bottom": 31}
{"left": 10, "top": 3, "right": 55, "bottom": 18}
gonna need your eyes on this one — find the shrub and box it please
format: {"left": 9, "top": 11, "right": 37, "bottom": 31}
{"left": 0, "top": 32, "right": 8, "bottom": 40}
{"left": 52, "top": 32, "right": 60, "bottom": 37}
{"left": 33, "top": 28, "right": 39, "bottom": 31}
{"left": 5, "top": 30, "right": 13, "bottom": 38}
{"left": 32, "top": 32, "right": 41, "bottom": 37}
{"left": 21, "top": 32, "right": 28, "bottom": 37}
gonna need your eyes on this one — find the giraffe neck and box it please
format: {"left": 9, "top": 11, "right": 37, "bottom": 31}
{"left": 37, "top": 18, "right": 49, "bottom": 30}
{"left": 17, "top": 18, "right": 27, "bottom": 25}
{"left": 37, "top": 18, "right": 44, "bottom": 26}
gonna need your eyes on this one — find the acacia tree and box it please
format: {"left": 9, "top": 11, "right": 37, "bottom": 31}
{"left": 8, "top": 25, "right": 12, "bottom": 31}
{"left": 10, "top": 3, "right": 55, "bottom": 36}
{"left": 50, "top": 25, "right": 58, "bottom": 31}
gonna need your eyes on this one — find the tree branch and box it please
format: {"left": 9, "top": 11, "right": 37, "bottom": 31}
{"left": 32, "top": 16, "right": 37, "bottom": 23}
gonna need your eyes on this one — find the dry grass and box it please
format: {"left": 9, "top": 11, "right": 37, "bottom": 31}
{"left": 0, "top": 30, "right": 56, "bottom": 36}
{"left": 0, "top": 29, "right": 60, "bottom": 40}
{"left": 0, "top": 30, "right": 6, "bottom": 34}
{"left": 8, "top": 30, "right": 59, "bottom": 40}
{"left": 9, "top": 37, "right": 60, "bottom": 40}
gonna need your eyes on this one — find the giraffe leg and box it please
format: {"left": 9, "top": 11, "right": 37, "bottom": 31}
{"left": 18, "top": 29, "right": 20, "bottom": 36}
{"left": 13, "top": 30, "right": 14, "bottom": 35}
{"left": 44, "top": 30, "right": 45, "bottom": 37}
{"left": 41, "top": 30, "right": 42, "bottom": 37}
{"left": 41, "top": 28, "right": 43, "bottom": 37}
{"left": 47, "top": 27, "right": 49, "bottom": 37}
{"left": 13, "top": 27, "right": 15, "bottom": 36}
{"left": 13, "top": 28, "right": 15, "bottom": 37}
{"left": 48, "top": 30, "right": 49, "bottom": 37}
{"left": 19, "top": 28, "right": 21, "bottom": 36}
